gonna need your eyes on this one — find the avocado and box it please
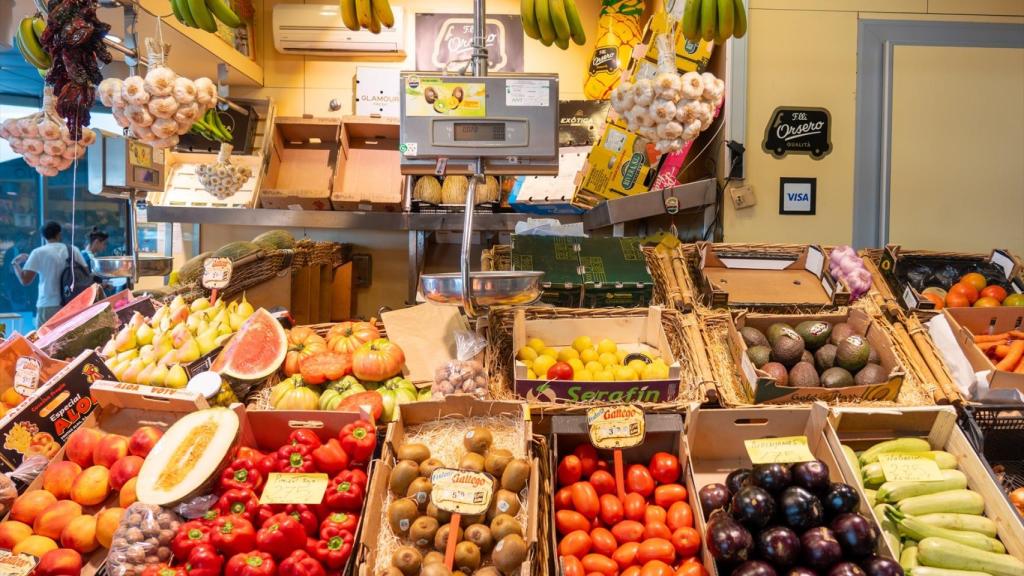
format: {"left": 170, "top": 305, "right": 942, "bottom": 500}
{"left": 830, "top": 323, "right": 855, "bottom": 347}
{"left": 761, "top": 362, "right": 789, "bottom": 386}
{"left": 746, "top": 345, "right": 771, "bottom": 368}
{"left": 867, "top": 344, "right": 881, "bottom": 365}
{"left": 801, "top": 350, "right": 814, "bottom": 365}
{"left": 766, "top": 323, "right": 794, "bottom": 346}
{"left": 789, "top": 362, "right": 821, "bottom": 388}
{"left": 771, "top": 326, "right": 806, "bottom": 368}
{"left": 814, "top": 344, "right": 838, "bottom": 372}
{"left": 836, "top": 335, "right": 870, "bottom": 373}
{"left": 855, "top": 363, "right": 889, "bottom": 385}
{"left": 795, "top": 320, "right": 833, "bottom": 350}
{"left": 740, "top": 327, "right": 769, "bottom": 348}
{"left": 821, "top": 367, "right": 855, "bottom": 389}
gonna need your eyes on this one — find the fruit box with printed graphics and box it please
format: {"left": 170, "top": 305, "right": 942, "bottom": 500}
{"left": 628, "top": 20, "right": 714, "bottom": 80}
{"left": 512, "top": 307, "right": 680, "bottom": 403}
{"left": 697, "top": 243, "right": 850, "bottom": 310}
{"left": 572, "top": 118, "right": 659, "bottom": 209}
{"left": 728, "top": 309, "right": 905, "bottom": 405}
{"left": 941, "top": 306, "right": 1024, "bottom": 396}
{"left": 259, "top": 117, "right": 341, "bottom": 211}
{"left": 356, "top": 396, "right": 538, "bottom": 576}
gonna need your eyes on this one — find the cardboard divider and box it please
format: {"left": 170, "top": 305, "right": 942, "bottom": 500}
{"left": 331, "top": 116, "right": 404, "bottom": 211}
{"left": 942, "top": 307, "right": 1024, "bottom": 396}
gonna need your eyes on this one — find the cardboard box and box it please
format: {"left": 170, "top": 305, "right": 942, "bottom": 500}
{"left": 509, "top": 148, "right": 588, "bottom": 215}
{"left": 573, "top": 120, "right": 659, "bottom": 207}
{"left": 629, "top": 22, "right": 714, "bottom": 81}
{"left": 558, "top": 101, "right": 610, "bottom": 148}
{"left": 697, "top": 243, "right": 850, "bottom": 309}
{"left": 158, "top": 149, "right": 264, "bottom": 209}
{"left": 259, "top": 117, "right": 341, "bottom": 211}
{"left": 729, "top": 309, "right": 906, "bottom": 404}
{"left": 512, "top": 307, "right": 680, "bottom": 403}
{"left": 331, "top": 116, "right": 404, "bottom": 212}
{"left": 827, "top": 406, "right": 1024, "bottom": 560}
{"left": 510, "top": 235, "right": 583, "bottom": 307}
{"left": 356, "top": 397, "right": 537, "bottom": 576}
{"left": 0, "top": 334, "right": 68, "bottom": 403}
{"left": 942, "top": 306, "right": 1024, "bottom": 396}
{"left": 355, "top": 67, "right": 401, "bottom": 118}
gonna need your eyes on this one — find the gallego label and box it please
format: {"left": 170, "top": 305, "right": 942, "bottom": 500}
{"left": 744, "top": 436, "right": 815, "bottom": 464}
{"left": 202, "top": 257, "right": 233, "bottom": 290}
{"left": 587, "top": 406, "right": 645, "bottom": 449}
{"left": 430, "top": 468, "right": 494, "bottom": 515}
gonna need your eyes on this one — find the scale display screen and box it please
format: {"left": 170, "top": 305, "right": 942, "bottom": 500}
{"left": 453, "top": 122, "right": 506, "bottom": 142}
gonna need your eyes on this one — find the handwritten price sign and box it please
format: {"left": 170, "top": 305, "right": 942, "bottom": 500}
{"left": 744, "top": 436, "right": 816, "bottom": 465}
{"left": 259, "top": 473, "right": 329, "bottom": 505}
{"left": 202, "top": 257, "right": 233, "bottom": 290}
{"left": 587, "top": 406, "right": 646, "bottom": 449}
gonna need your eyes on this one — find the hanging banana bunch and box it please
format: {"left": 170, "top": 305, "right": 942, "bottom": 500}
{"left": 682, "top": 0, "right": 746, "bottom": 43}
{"left": 169, "top": 0, "right": 242, "bottom": 31}
{"left": 521, "top": 0, "right": 587, "bottom": 50}
{"left": 338, "top": 0, "right": 395, "bottom": 33}
{"left": 15, "top": 14, "right": 50, "bottom": 77}
{"left": 583, "top": 0, "right": 645, "bottom": 100}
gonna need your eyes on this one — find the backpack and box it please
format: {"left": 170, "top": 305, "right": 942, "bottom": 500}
{"left": 60, "top": 244, "right": 95, "bottom": 305}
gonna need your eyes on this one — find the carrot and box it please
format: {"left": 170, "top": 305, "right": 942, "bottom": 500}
{"left": 1015, "top": 357, "right": 1024, "bottom": 374}
{"left": 974, "top": 332, "right": 1011, "bottom": 343}
{"left": 994, "top": 344, "right": 1011, "bottom": 359}
{"left": 1011, "top": 330, "right": 1024, "bottom": 340}
{"left": 976, "top": 341, "right": 1007, "bottom": 351}
{"left": 995, "top": 340, "right": 1024, "bottom": 372}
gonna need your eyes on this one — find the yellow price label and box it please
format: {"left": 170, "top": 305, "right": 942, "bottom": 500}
{"left": 430, "top": 468, "right": 494, "bottom": 515}
{"left": 587, "top": 406, "right": 646, "bottom": 449}
{"left": 259, "top": 473, "right": 329, "bottom": 505}
{"left": 744, "top": 436, "right": 816, "bottom": 465}
{"left": 878, "top": 453, "right": 943, "bottom": 482}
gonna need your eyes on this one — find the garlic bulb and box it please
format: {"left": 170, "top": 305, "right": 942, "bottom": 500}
{"left": 36, "top": 118, "right": 61, "bottom": 141}
{"left": 132, "top": 123, "right": 156, "bottom": 142}
{"left": 61, "top": 144, "right": 83, "bottom": 159}
{"left": 194, "top": 77, "right": 217, "bottom": 107}
{"left": 122, "top": 77, "right": 150, "bottom": 106}
{"left": 148, "top": 96, "right": 179, "bottom": 120}
{"left": 112, "top": 108, "right": 131, "bottom": 129}
{"left": 680, "top": 72, "right": 704, "bottom": 100}
{"left": 151, "top": 117, "right": 179, "bottom": 139}
{"left": 18, "top": 119, "right": 39, "bottom": 139}
{"left": 43, "top": 139, "right": 66, "bottom": 157}
{"left": 150, "top": 135, "right": 179, "bottom": 149}
{"left": 682, "top": 120, "right": 702, "bottom": 141}
{"left": 173, "top": 101, "right": 200, "bottom": 124}
{"left": 633, "top": 79, "right": 655, "bottom": 107}
{"left": 653, "top": 72, "right": 682, "bottom": 101}
{"left": 144, "top": 67, "right": 177, "bottom": 98}
{"left": 98, "top": 78, "right": 123, "bottom": 107}
{"left": 651, "top": 100, "right": 677, "bottom": 122}
{"left": 610, "top": 82, "right": 635, "bottom": 114}
{"left": 21, "top": 138, "right": 43, "bottom": 155}
{"left": 172, "top": 77, "right": 197, "bottom": 104}
{"left": 656, "top": 121, "right": 683, "bottom": 140}
{"left": 126, "top": 105, "right": 154, "bottom": 127}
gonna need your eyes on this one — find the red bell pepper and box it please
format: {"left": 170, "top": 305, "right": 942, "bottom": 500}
{"left": 279, "top": 550, "right": 326, "bottom": 576}
{"left": 216, "top": 488, "right": 260, "bottom": 522}
{"left": 257, "top": 453, "right": 279, "bottom": 477}
{"left": 220, "top": 458, "right": 264, "bottom": 493}
{"left": 199, "top": 508, "right": 221, "bottom": 528}
{"left": 320, "top": 512, "right": 359, "bottom": 537}
{"left": 323, "top": 470, "right": 367, "bottom": 512}
{"left": 289, "top": 429, "right": 322, "bottom": 450}
{"left": 184, "top": 544, "right": 223, "bottom": 576}
{"left": 171, "top": 520, "right": 212, "bottom": 560}
{"left": 311, "top": 439, "right": 349, "bottom": 476}
{"left": 277, "top": 443, "right": 317, "bottom": 474}
{"left": 280, "top": 504, "right": 319, "bottom": 536}
{"left": 257, "top": 512, "right": 308, "bottom": 561}
{"left": 312, "top": 529, "right": 354, "bottom": 570}
{"left": 255, "top": 504, "right": 277, "bottom": 527}
{"left": 225, "top": 551, "right": 276, "bottom": 576}
{"left": 210, "top": 515, "right": 257, "bottom": 557}
{"left": 339, "top": 420, "right": 376, "bottom": 465}
{"left": 236, "top": 446, "right": 264, "bottom": 462}
{"left": 141, "top": 565, "right": 186, "bottom": 576}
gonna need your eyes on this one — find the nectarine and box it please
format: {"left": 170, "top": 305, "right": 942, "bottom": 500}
{"left": 0, "top": 521, "right": 33, "bottom": 549}
{"left": 41, "top": 461, "right": 82, "bottom": 500}
{"left": 36, "top": 548, "right": 83, "bottom": 576}
{"left": 10, "top": 490, "right": 57, "bottom": 525}
{"left": 95, "top": 507, "right": 124, "bottom": 549}
{"left": 93, "top": 434, "right": 129, "bottom": 469}
{"left": 12, "top": 534, "right": 57, "bottom": 558}
{"left": 109, "top": 455, "right": 144, "bottom": 491}
{"left": 128, "top": 426, "right": 163, "bottom": 458}
{"left": 60, "top": 514, "right": 98, "bottom": 554}
{"left": 33, "top": 500, "right": 82, "bottom": 540}
{"left": 70, "top": 466, "right": 111, "bottom": 507}
{"left": 65, "top": 428, "right": 105, "bottom": 468}
{"left": 119, "top": 477, "right": 137, "bottom": 508}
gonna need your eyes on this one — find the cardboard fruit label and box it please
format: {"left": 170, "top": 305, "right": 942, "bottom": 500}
{"left": 259, "top": 473, "right": 329, "bottom": 505}
{"left": 404, "top": 79, "right": 485, "bottom": 117}
{"left": 745, "top": 436, "right": 816, "bottom": 464}
{"left": 430, "top": 468, "right": 494, "bottom": 515}
{"left": 202, "top": 257, "right": 233, "bottom": 290}
{"left": 587, "top": 405, "right": 645, "bottom": 449}
{"left": 0, "top": 550, "right": 37, "bottom": 576}
{"left": 878, "top": 453, "right": 943, "bottom": 482}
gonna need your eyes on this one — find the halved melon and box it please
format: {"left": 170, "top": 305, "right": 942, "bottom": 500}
{"left": 136, "top": 408, "right": 239, "bottom": 507}
{"left": 211, "top": 308, "right": 287, "bottom": 381}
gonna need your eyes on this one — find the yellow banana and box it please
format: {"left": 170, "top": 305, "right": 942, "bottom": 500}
{"left": 371, "top": 0, "right": 394, "bottom": 28}
{"left": 188, "top": 0, "right": 218, "bottom": 32}
{"left": 534, "top": 0, "right": 556, "bottom": 45}
{"left": 732, "top": 0, "right": 747, "bottom": 38}
{"left": 700, "top": 0, "right": 716, "bottom": 41}
{"left": 340, "top": 0, "right": 359, "bottom": 30}
{"left": 205, "top": 0, "right": 242, "bottom": 28}
{"left": 521, "top": 0, "right": 541, "bottom": 39}
{"left": 563, "top": 0, "right": 587, "bottom": 46}
{"left": 682, "top": 0, "right": 700, "bottom": 41}
{"left": 18, "top": 18, "right": 50, "bottom": 69}
{"left": 716, "top": 0, "right": 733, "bottom": 40}
{"left": 31, "top": 16, "right": 46, "bottom": 43}
{"left": 367, "top": 2, "right": 381, "bottom": 33}
{"left": 355, "top": 0, "right": 373, "bottom": 30}
{"left": 548, "top": 0, "right": 571, "bottom": 45}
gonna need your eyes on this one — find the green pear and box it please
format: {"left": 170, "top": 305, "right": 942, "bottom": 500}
{"left": 136, "top": 322, "right": 155, "bottom": 346}
{"left": 190, "top": 297, "right": 212, "bottom": 313}
{"left": 147, "top": 363, "right": 169, "bottom": 387}
{"left": 170, "top": 295, "right": 186, "bottom": 309}
{"left": 177, "top": 337, "right": 202, "bottom": 363}
{"left": 165, "top": 364, "right": 188, "bottom": 389}
{"left": 138, "top": 345, "right": 157, "bottom": 366}
{"left": 169, "top": 304, "right": 189, "bottom": 327}
{"left": 153, "top": 334, "right": 173, "bottom": 358}
{"left": 215, "top": 333, "right": 234, "bottom": 347}
{"left": 197, "top": 328, "right": 219, "bottom": 356}
{"left": 109, "top": 360, "right": 129, "bottom": 381}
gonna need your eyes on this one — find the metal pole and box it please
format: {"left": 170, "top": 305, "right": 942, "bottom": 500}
{"left": 471, "top": 0, "right": 488, "bottom": 76}
{"left": 460, "top": 158, "right": 482, "bottom": 318}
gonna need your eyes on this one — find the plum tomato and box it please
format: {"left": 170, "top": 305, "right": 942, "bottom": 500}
{"left": 599, "top": 494, "right": 625, "bottom": 526}
{"left": 640, "top": 560, "right": 675, "bottom": 576}
{"left": 644, "top": 521, "right": 673, "bottom": 540}
{"left": 623, "top": 492, "right": 648, "bottom": 521}
{"left": 623, "top": 568, "right": 642, "bottom": 576}
{"left": 666, "top": 501, "right": 694, "bottom": 531}
{"left": 559, "top": 455, "right": 583, "bottom": 487}
{"left": 627, "top": 465, "right": 656, "bottom": 497}
{"left": 562, "top": 554, "right": 585, "bottom": 576}
{"left": 581, "top": 553, "right": 619, "bottom": 576}
{"left": 556, "top": 487, "right": 575, "bottom": 511}
{"left": 674, "top": 558, "right": 709, "bottom": 576}
{"left": 559, "top": 530, "right": 593, "bottom": 558}
{"left": 670, "top": 526, "right": 701, "bottom": 558}
{"left": 649, "top": 452, "right": 681, "bottom": 484}
{"left": 574, "top": 444, "right": 599, "bottom": 477}
{"left": 556, "top": 510, "right": 592, "bottom": 535}
{"left": 571, "top": 482, "right": 601, "bottom": 519}
{"left": 612, "top": 541, "right": 641, "bottom": 570}
{"left": 654, "top": 484, "right": 689, "bottom": 508}
{"left": 637, "top": 537, "right": 676, "bottom": 564}
{"left": 611, "top": 520, "right": 645, "bottom": 543}
{"left": 590, "top": 527, "right": 618, "bottom": 556}
{"left": 644, "top": 505, "right": 667, "bottom": 525}
{"left": 590, "top": 470, "right": 617, "bottom": 496}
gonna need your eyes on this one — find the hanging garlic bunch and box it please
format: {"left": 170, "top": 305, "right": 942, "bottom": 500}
{"left": 195, "top": 143, "right": 252, "bottom": 199}
{"left": 0, "top": 87, "right": 94, "bottom": 177}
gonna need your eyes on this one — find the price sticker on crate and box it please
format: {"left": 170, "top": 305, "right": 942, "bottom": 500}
{"left": 587, "top": 406, "right": 646, "bottom": 449}
{"left": 744, "top": 436, "right": 816, "bottom": 465}
{"left": 202, "top": 257, "right": 233, "bottom": 290}
{"left": 259, "top": 473, "right": 330, "bottom": 505}
{"left": 430, "top": 468, "right": 494, "bottom": 515}
{"left": 877, "top": 453, "right": 943, "bottom": 482}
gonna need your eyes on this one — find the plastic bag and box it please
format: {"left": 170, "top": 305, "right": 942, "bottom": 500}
{"left": 433, "top": 330, "right": 489, "bottom": 400}
{"left": 7, "top": 455, "right": 48, "bottom": 495}
{"left": 0, "top": 471, "right": 19, "bottom": 518}
{"left": 106, "top": 502, "right": 182, "bottom": 576}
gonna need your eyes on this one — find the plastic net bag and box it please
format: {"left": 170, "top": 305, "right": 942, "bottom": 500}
{"left": 106, "top": 502, "right": 183, "bottom": 576}
{"left": 433, "top": 330, "right": 489, "bottom": 400}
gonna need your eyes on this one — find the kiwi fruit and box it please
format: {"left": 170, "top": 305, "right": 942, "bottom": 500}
{"left": 460, "top": 452, "right": 486, "bottom": 472}
{"left": 487, "top": 489, "right": 521, "bottom": 520}
{"left": 397, "top": 443, "right": 431, "bottom": 463}
{"left": 434, "top": 523, "right": 464, "bottom": 552}
{"left": 407, "top": 477, "right": 433, "bottom": 510}
{"left": 424, "top": 87, "right": 438, "bottom": 104}
{"left": 491, "top": 534, "right": 528, "bottom": 574}
{"left": 788, "top": 362, "right": 820, "bottom": 388}
{"left": 464, "top": 427, "right": 493, "bottom": 454}
{"left": 420, "top": 457, "right": 446, "bottom": 478}
{"left": 761, "top": 362, "right": 789, "bottom": 387}
{"left": 392, "top": 546, "right": 422, "bottom": 576}
{"left": 501, "top": 458, "right": 530, "bottom": 492}
{"left": 390, "top": 460, "right": 420, "bottom": 496}
{"left": 387, "top": 498, "right": 420, "bottom": 535}
{"left": 484, "top": 448, "right": 514, "bottom": 477}
{"left": 464, "top": 523, "right": 494, "bottom": 553}
{"left": 454, "top": 541, "right": 482, "bottom": 572}
{"left": 427, "top": 501, "right": 452, "bottom": 524}
{"left": 473, "top": 569, "right": 502, "bottom": 576}
{"left": 814, "top": 344, "right": 838, "bottom": 372}
{"left": 746, "top": 345, "right": 771, "bottom": 368}
{"left": 855, "top": 363, "right": 889, "bottom": 385}
{"left": 423, "top": 551, "right": 445, "bottom": 565}
{"left": 410, "top": 515, "right": 440, "bottom": 548}
{"left": 740, "top": 326, "right": 769, "bottom": 348}
{"left": 462, "top": 513, "right": 485, "bottom": 526}
{"left": 830, "top": 322, "right": 855, "bottom": 346}
{"left": 421, "top": 564, "right": 453, "bottom": 576}
{"left": 490, "top": 513, "right": 524, "bottom": 541}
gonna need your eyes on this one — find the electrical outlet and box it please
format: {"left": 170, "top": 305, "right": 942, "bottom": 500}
{"left": 353, "top": 254, "right": 372, "bottom": 287}
{"left": 729, "top": 183, "right": 756, "bottom": 209}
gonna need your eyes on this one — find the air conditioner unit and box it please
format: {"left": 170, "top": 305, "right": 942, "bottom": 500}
{"left": 272, "top": 4, "right": 404, "bottom": 56}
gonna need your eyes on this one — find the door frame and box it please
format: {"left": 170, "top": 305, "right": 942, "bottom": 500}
{"left": 852, "top": 19, "right": 1024, "bottom": 248}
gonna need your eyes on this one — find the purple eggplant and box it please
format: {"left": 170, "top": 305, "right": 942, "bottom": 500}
{"left": 860, "top": 556, "right": 904, "bottom": 576}
{"left": 830, "top": 513, "right": 879, "bottom": 559}
{"left": 800, "top": 528, "right": 842, "bottom": 571}
{"left": 708, "top": 510, "right": 754, "bottom": 563}
{"left": 786, "top": 568, "right": 819, "bottom": 576}
{"left": 732, "top": 561, "right": 778, "bottom": 576}
{"left": 757, "top": 526, "right": 801, "bottom": 567}
{"left": 791, "top": 461, "right": 831, "bottom": 493}
{"left": 728, "top": 468, "right": 754, "bottom": 495}
{"left": 752, "top": 464, "right": 792, "bottom": 494}
{"left": 732, "top": 485, "right": 776, "bottom": 530}
{"left": 822, "top": 483, "right": 860, "bottom": 517}
{"left": 780, "top": 486, "right": 825, "bottom": 532}
{"left": 700, "top": 483, "right": 732, "bottom": 518}
{"left": 827, "top": 563, "right": 867, "bottom": 576}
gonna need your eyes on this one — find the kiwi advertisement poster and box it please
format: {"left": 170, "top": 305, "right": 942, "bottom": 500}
{"left": 415, "top": 14, "right": 524, "bottom": 73}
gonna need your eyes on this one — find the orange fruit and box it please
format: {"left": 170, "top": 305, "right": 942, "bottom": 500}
{"left": 980, "top": 285, "right": 1007, "bottom": 303}
{"left": 945, "top": 292, "right": 970, "bottom": 308}
{"left": 949, "top": 282, "right": 979, "bottom": 304}
{"left": 921, "top": 293, "right": 944, "bottom": 310}
{"left": 960, "top": 272, "right": 987, "bottom": 292}
{"left": 974, "top": 296, "right": 1001, "bottom": 308}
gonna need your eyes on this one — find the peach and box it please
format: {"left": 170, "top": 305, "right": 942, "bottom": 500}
{"left": 93, "top": 434, "right": 129, "bottom": 468}
{"left": 70, "top": 465, "right": 110, "bottom": 506}
{"left": 95, "top": 507, "right": 124, "bottom": 549}
{"left": 0, "top": 521, "right": 33, "bottom": 549}
{"left": 128, "top": 426, "right": 163, "bottom": 458}
{"left": 60, "top": 514, "right": 98, "bottom": 554}
{"left": 119, "top": 477, "right": 138, "bottom": 507}
{"left": 65, "top": 427, "right": 105, "bottom": 467}
{"left": 36, "top": 548, "right": 83, "bottom": 576}
{"left": 109, "top": 455, "right": 144, "bottom": 491}
{"left": 41, "top": 461, "right": 82, "bottom": 500}
{"left": 33, "top": 500, "right": 82, "bottom": 540}
{"left": 12, "top": 534, "right": 58, "bottom": 558}
{"left": 10, "top": 490, "right": 57, "bottom": 525}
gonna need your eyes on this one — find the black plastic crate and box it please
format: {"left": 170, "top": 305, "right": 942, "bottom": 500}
{"left": 960, "top": 404, "right": 1024, "bottom": 514}
{"left": 176, "top": 102, "right": 259, "bottom": 154}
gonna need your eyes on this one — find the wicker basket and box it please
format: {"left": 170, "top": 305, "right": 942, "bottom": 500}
{"left": 160, "top": 248, "right": 294, "bottom": 304}
{"left": 293, "top": 239, "right": 350, "bottom": 270}
{"left": 642, "top": 243, "right": 700, "bottom": 311}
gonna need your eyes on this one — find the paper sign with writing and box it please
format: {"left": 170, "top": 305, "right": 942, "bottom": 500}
{"left": 430, "top": 468, "right": 494, "bottom": 515}
{"left": 587, "top": 406, "right": 646, "bottom": 449}
{"left": 259, "top": 473, "right": 329, "bottom": 505}
{"left": 202, "top": 257, "right": 233, "bottom": 289}
{"left": 878, "top": 453, "right": 943, "bottom": 482}
{"left": 745, "top": 436, "right": 816, "bottom": 464}
{"left": 0, "top": 550, "right": 38, "bottom": 576}
{"left": 13, "top": 357, "right": 40, "bottom": 396}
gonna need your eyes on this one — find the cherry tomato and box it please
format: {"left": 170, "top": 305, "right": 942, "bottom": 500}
{"left": 572, "top": 482, "right": 601, "bottom": 519}
{"left": 623, "top": 568, "right": 642, "bottom": 576}
{"left": 648, "top": 452, "right": 681, "bottom": 485}
{"left": 654, "top": 484, "right": 688, "bottom": 508}
{"left": 556, "top": 487, "right": 575, "bottom": 511}
{"left": 623, "top": 492, "right": 647, "bottom": 521}
{"left": 626, "top": 465, "right": 655, "bottom": 497}
{"left": 590, "top": 470, "right": 617, "bottom": 496}
{"left": 666, "top": 502, "right": 693, "bottom": 531}
{"left": 559, "top": 455, "right": 584, "bottom": 487}
{"left": 670, "top": 527, "right": 701, "bottom": 558}
{"left": 557, "top": 510, "right": 592, "bottom": 535}
{"left": 644, "top": 505, "right": 667, "bottom": 525}
{"left": 590, "top": 527, "right": 618, "bottom": 556}
{"left": 637, "top": 537, "right": 676, "bottom": 564}
{"left": 574, "top": 444, "right": 599, "bottom": 478}
{"left": 581, "top": 553, "right": 619, "bottom": 576}
{"left": 674, "top": 559, "right": 709, "bottom": 576}
{"left": 599, "top": 494, "right": 625, "bottom": 526}
{"left": 562, "top": 555, "right": 585, "bottom": 576}
{"left": 644, "top": 521, "right": 672, "bottom": 540}
{"left": 559, "top": 530, "right": 593, "bottom": 558}
{"left": 640, "top": 560, "right": 675, "bottom": 576}
{"left": 612, "top": 541, "right": 640, "bottom": 570}
{"left": 611, "top": 520, "right": 645, "bottom": 543}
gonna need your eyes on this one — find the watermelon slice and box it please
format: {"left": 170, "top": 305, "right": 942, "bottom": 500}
{"left": 34, "top": 302, "right": 117, "bottom": 360}
{"left": 36, "top": 284, "right": 102, "bottom": 337}
{"left": 211, "top": 308, "right": 287, "bottom": 381}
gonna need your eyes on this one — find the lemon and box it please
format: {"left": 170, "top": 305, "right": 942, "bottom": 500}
{"left": 627, "top": 359, "right": 648, "bottom": 374}
{"left": 598, "top": 352, "right": 619, "bottom": 367}
{"left": 541, "top": 347, "right": 559, "bottom": 359}
{"left": 614, "top": 365, "right": 639, "bottom": 381}
{"left": 592, "top": 370, "right": 614, "bottom": 381}
{"left": 584, "top": 361, "right": 604, "bottom": 374}
{"left": 616, "top": 350, "right": 629, "bottom": 364}
{"left": 572, "top": 336, "right": 594, "bottom": 353}
{"left": 580, "top": 348, "right": 600, "bottom": 363}
{"left": 557, "top": 348, "right": 581, "bottom": 363}
{"left": 597, "top": 338, "right": 618, "bottom": 355}
{"left": 528, "top": 338, "right": 546, "bottom": 352}
{"left": 653, "top": 363, "right": 671, "bottom": 378}
{"left": 641, "top": 364, "right": 659, "bottom": 380}
{"left": 533, "top": 355, "right": 556, "bottom": 377}
{"left": 517, "top": 346, "right": 538, "bottom": 362}
{"left": 573, "top": 369, "right": 594, "bottom": 381}
{"left": 568, "top": 358, "right": 585, "bottom": 373}
{"left": 522, "top": 358, "right": 534, "bottom": 369}
{"left": 527, "top": 369, "right": 537, "bottom": 379}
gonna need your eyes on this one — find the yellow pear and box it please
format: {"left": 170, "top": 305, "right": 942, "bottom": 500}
{"left": 218, "top": 323, "right": 233, "bottom": 337}
{"left": 114, "top": 324, "right": 137, "bottom": 352}
{"left": 135, "top": 322, "right": 154, "bottom": 346}
{"left": 213, "top": 309, "right": 230, "bottom": 326}
{"left": 215, "top": 333, "right": 234, "bottom": 347}
{"left": 153, "top": 336, "right": 173, "bottom": 359}
{"left": 170, "top": 325, "right": 192, "bottom": 349}
{"left": 186, "top": 313, "right": 203, "bottom": 334}
{"left": 169, "top": 304, "right": 189, "bottom": 327}
{"left": 147, "top": 363, "right": 169, "bottom": 387}
{"left": 100, "top": 338, "right": 117, "bottom": 358}
{"left": 165, "top": 365, "right": 188, "bottom": 389}
{"left": 109, "top": 360, "right": 129, "bottom": 381}
{"left": 114, "top": 348, "right": 138, "bottom": 364}
{"left": 159, "top": 348, "right": 180, "bottom": 366}
{"left": 228, "top": 312, "right": 246, "bottom": 331}
{"left": 237, "top": 294, "right": 254, "bottom": 318}
{"left": 138, "top": 345, "right": 157, "bottom": 366}
{"left": 170, "top": 295, "right": 186, "bottom": 309}
{"left": 197, "top": 328, "right": 219, "bottom": 356}
{"left": 190, "top": 297, "right": 212, "bottom": 313}
{"left": 121, "top": 359, "right": 144, "bottom": 383}
{"left": 137, "top": 363, "right": 156, "bottom": 386}
{"left": 177, "top": 337, "right": 202, "bottom": 363}
{"left": 150, "top": 306, "right": 170, "bottom": 325}
{"left": 196, "top": 319, "right": 210, "bottom": 336}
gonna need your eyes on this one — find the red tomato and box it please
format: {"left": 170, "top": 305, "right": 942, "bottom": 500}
{"left": 623, "top": 568, "right": 642, "bottom": 576}
{"left": 587, "top": 573, "right": 606, "bottom": 576}
{"left": 666, "top": 502, "right": 694, "bottom": 531}
{"left": 670, "top": 527, "right": 701, "bottom": 558}
{"left": 626, "top": 465, "right": 655, "bottom": 497}
{"left": 640, "top": 560, "right": 675, "bottom": 576}
{"left": 559, "top": 456, "right": 584, "bottom": 487}
{"left": 981, "top": 285, "right": 1008, "bottom": 302}
{"left": 557, "top": 510, "right": 592, "bottom": 535}
{"left": 637, "top": 538, "right": 676, "bottom": 564}
{"left": 612, "top": 541, "right": 640, "bottom": 570}
{"left": 562, "top": 555, "right": 585, "bottom": 576}
{"left": 597, "top": 460, "right": 609, "bottom": 472}
{"left": 648, "top": 452, "right": 681, "bottom": 485}
{"left": 611, "top": 520, "right": 645, "bottom": 543}
{"left": 644, "top": 505, "right": 667, "bottom": 525}
{"left": 556, "top": 487, "right": 575, "bottom": 511}
{"left": 590, "top": 470, "right": 617, "bottom": 496}
{"left": 581, "top": 553, "right": 619, "bottom": 576}
{"left": 559, "top": 530, "right": 593, "bottom": 558}
{"left": 572, "top": 482, "right": 601, "bottom": 519}
{"left": 623, "top": 492, "right": 648, "bottom": 521}
{"left": 574, "top": 444, "right": 599, "bottom": 477}
{"left": 644, "top": 521, "right": 672, "bottom": 540}
{"left": 674, "top": 559, "right": 709, "bottom": 576}
{"left": 590, "top": 527, "right": 618, "bottom": 556}
{"left": 653, "top": 484, "right": 688, "bottom": 508}
{"left": 599, "top": 494, "right": 625, "bottom": 526}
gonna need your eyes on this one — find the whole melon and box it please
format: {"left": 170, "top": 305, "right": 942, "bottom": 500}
{"left": 210, "top": 308, "right": 287, "bottom": 381}
{"left": 476, "top": 176, "right": 500, "bottom": 204}
{"left": 414, "top": 176, "right": 443, "bottom": 204}
{"left": 441, "top": 176, "right": 469, "bottom": 205}
{"left": 213, "top": 241, "right": 261, "bottom": 262}
{"left": 177, "top": 251, "right": 212, "bottom": 285}
{"left": 252, "top": 230, "right": 295, "bottom": 251}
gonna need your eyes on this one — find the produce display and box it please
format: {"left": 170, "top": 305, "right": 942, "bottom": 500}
{"left": 520, "top": 0, "right": 587, "bottom": 49}
{"left": 0, "top": 88, "right": 94, "bottom": 177}
{"left": 583, "top": 0, "right": 644, "bottom": 99}
{"left": 195, "top": 143, "right": 253, "bottom": 199}
{"left": 337, "top": 0, "right": 397, "bottom": 34}
{"left": 681, "top": 0, "right": 747, "bottom": 43}
{"left": 190, "top": 109, "right": 236, "bottom": 144}
{"left": 168, "top": 0, "right": 242, "bottom": 32}
{"left": 517, "top": 336, "right": 671, "bottom": 382}
{"left": 412, "top": 175, "right": 501, "bottom": 206}
{"left": 892, "top": 260, "right": 1022, "bottom": 310}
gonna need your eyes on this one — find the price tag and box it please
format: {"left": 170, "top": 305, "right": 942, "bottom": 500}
{"left": 744, "top": 436, "right": 816, "bottom": 465}
{"left": 13, "top": 357, "right": 41, "bottom": 396}
{"left": 587, "top": 406, "right": 646, "bottom": 449}
{"left": 878, "top": 453, "right": 943, "bottom": 482}
{"left": 430, "top": 468, "right": 494, "bottom": 515}
{"left": 202, "top": 257, "right": 233, "bottom": 290}
{"left": 259, "top": 473, "right": 329, "bottom": 505}
{"left": 0, "top": 550, "right": 37, "bottom": 576}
